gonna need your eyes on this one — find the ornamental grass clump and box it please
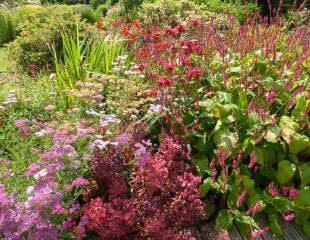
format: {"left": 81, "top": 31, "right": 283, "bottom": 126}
{"left": 118, "top": 15, "right": 310, "bottom": 238}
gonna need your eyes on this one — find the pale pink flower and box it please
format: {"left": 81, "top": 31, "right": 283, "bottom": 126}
{"left": 284, "top": 212, "right": 295, "bottom": 221}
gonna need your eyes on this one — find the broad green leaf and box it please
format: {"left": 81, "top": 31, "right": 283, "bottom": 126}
{"left": 288, "top": 134, "right": 309, "bottom": 154}
{"left": 205, "top": 203, "right": 215, "bottom": 219}
{"left": 238, "top": 89, "right": 247, "bottom": 109}
{"left": 213, "top": 130, "right": 238, "bottom": 158}
{"left": 216, "top": 210, "right": 233, "bottom": 229}
{"left": 292, "top": 94, "right": 309, "bottom": 120}
{"left": 229, "top": 66, "right": 242, "bottom": 76}
{"left": 255, "top": 147, "right": 264, "bottom": 165}
{"left": 243, "top": 176, "right": 255, "bottom": 191}
{"left": 295, "top": 208, "right": 310, "bottom": 226}
{"left": 299, "top": 163, "right": 310, "bottom": 187}
{"left": 192, "top": 154, "right": 209, "bottom": 175}
{"left": 270, "top": 219, "right": 283, "bottom": 237}
{"left": 279, "top": 116, "right": 299, "bottom": 131}
{"left": 248, "top": 112, "right": 260, "bottom": 126}
{"left": 276, "top": 160, "right": 296, "bottom": 185}
{"left": 263, "top": 147, "right": 276, "bottom": 165}
{"left": 303, "top": 222, "right": 310, "bottom": 238}
{"left": 199, "top": 179, "right": 212, "bottom": 197}
{"left": 266, "top": 128, "right": 279, "bottom": 143}
{"left": 294, "top": 187, "right": 310, "bottom": 207}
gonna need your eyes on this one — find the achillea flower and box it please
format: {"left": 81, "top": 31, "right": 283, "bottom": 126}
{"left": 25, "top": 163, "right": 41, "bottom": 176}
{"left": 33, "top": 168, "right": 48, "bottom": 180}
{"left": 40, "top": 151, "right": 63, "bottom": 160}
{"left": 15, "top": 119, "right": 30, "bottom": 127}
{"left": 71, "top": 177, "right": 89, "bottom": 187}
{"left": 52, "top": 203, "right": 67, "bottom": 215}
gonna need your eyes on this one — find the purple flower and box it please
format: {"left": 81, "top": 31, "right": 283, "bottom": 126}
{"left": 25, "top": 163, "right": 41, "bottom": 176}
{"left": 115, "top": 133, "right": 132, "bottom": 144}
{"left": 65, "top": 177, "right": 89, "bottom": 190}
{"left": 72, "top": 177, "right": 89, "bottom": 187}
{"left": 40, "top": 151, "right": 63, "bottom": 160}
{"left": 63, "top": 218, "right": 74, "bottom": 229}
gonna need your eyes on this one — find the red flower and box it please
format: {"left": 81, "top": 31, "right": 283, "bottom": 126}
{"left": 132, "top": 19, "right": 141, "bottom": 28}
{"left": 96, "top": 20, "right": 103, "bottom": 30}
{"left": 149, "top": 89, "right": 159, "bottom": 97}
{"left": 157, "top": 77, "right": 173, "bottom": 86}
{"left": 163, "top": 62, "right": 175, "bottom": 71}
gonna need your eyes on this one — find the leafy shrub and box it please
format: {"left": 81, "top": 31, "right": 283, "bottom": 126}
{"left": 94, "top": 3, "right": 108, "bottom": 17}
{"left": 286, "top": 8, "right": 310, "bottom": 28}
{"left": 7, "top": 6, "right": 81, "bottom": 75}
{"left": 90, "top": 0, "right": 105, "bottom": 8}
{"left": 0, "top": 9, "right": 15, "bottom": 45}
{"left": 195, "top": 0, "right": 258, "bottom": 23}
{"left": 122, "top": 17, "right": 310, "bottom": 238}
{"left": 75, "top": 4, "right": 99, "bottom": 23}
{"left": 139, "top": 0, "right": 209, "bottom": 27}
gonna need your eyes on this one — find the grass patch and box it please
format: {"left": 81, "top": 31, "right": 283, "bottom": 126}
{"left": 0, "top": 47, "right": 9, "bottom": 72}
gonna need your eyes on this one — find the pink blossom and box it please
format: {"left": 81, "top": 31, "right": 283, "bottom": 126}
{"left": 268, "top": 182, "right": 279, "bottom": 196}
{"left": 63, "top": 218, "right": 74, "bottom": 229}
{"left": 248, "top": 151, "right": 256, "bottom": 169}
{"left": 284, "top": 212, "right": 295, "bottom": 221}
{"left": 236, "top": 190, "right": 247, "bottom": 207}
{"left": 52, "top": 203, "right": 67, "bottom": 215}
{"left": 251, "top": 227, "right": 269, "bottom": 238}
{"left": 266, "top": 87, "right": 276, "bottom": 104}
{"left": 246, "top": 202, "right": 260, "bottom": 215}
{"left": 65, "top": 177, "right": 89, "bottom": 190}
{"left": 25, "top": 163, "right": 40, "bottom": 176}
{"left": 288, "top": 187, "right": 299, "bottom": 200}
{"left": 14, "top": 119, "right": 30, "bottom": 127}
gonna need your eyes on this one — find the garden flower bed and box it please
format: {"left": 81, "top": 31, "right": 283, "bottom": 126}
{"left": 0, "top": 0, "right": 309, "bottom": 239}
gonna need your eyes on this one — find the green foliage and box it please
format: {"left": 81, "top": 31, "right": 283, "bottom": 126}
{"left": 0, "top": 9, "right": 15, "bottom": 45}
{"left": 95, "top": 4, "right": 108, "bottom": 17}
{"left": 53, "top": 24, "right": 125, "bottom": 108}
{"left": 195, "top": 0, "right": 258, "bottom": 23}
{"left": 139, "top": 0, "right": 208, "bottom": 27}
{"left": 85, "top": 34, "right": 124, "bottom": 73}
{"left": 7, "top": 6, "right": 81, "bottom": 75}
{"left": 75, "top": 4, "right": 100, "bottom": 23}
{"left": 90, "top": 0, "right": 106, "bottom": 8}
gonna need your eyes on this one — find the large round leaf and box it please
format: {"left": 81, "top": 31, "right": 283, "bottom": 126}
{"left": 276, "top": 160, "right": 296, "bottom": 185}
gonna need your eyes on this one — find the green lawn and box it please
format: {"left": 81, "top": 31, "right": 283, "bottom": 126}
{"left": 0, "top": 47, "right": 9, "bottom": 72}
